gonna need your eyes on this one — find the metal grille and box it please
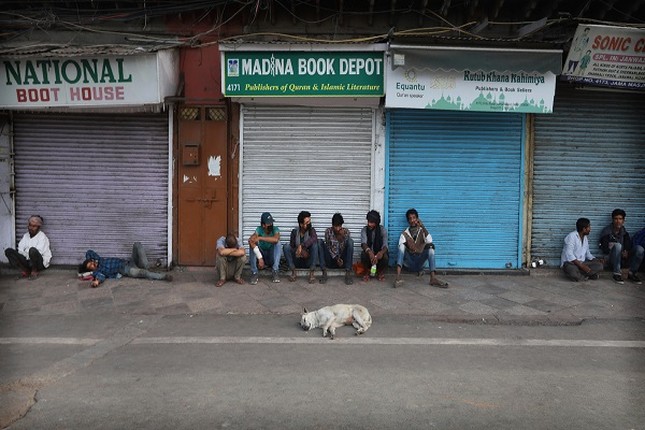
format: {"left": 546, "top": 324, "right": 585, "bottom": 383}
{"left": 207, "top": 107, "right": 227, "bottom": 121}
{"left": 241, "top": 105, "right": 374, "bottom": 261}
{"left": 387, "top": 109, "right": 525, "bottom": 269}
{"left": 531, "top": 86, "right": 645, "bottom": 267}
{"left": 179, "top": 107, "right": 200, "bottom": 121}
{"left": 13, "top": 112, "right": 169, "bottom": 265}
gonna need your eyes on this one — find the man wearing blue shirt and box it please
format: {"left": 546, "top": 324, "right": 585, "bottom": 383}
{"left": 79, "top": 242, "right": 171, "bottom": 287}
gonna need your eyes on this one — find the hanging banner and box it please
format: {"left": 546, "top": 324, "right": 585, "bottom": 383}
{"left": 385, "top": 47, "right": 561, "bottom": 113}
{"left": 561, "top": 24, "right": 645, "bottom": 90}
{"left": 0, "top": 51, "right": 178, "bottom": 108}
{"left": 221, "top": 51, "right": 384, "bottom": 97}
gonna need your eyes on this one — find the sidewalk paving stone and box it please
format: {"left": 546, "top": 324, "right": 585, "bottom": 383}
{"left": 0, "top": 266, "right": 644, "bottom": 325}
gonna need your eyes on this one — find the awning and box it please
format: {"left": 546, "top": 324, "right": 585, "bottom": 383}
{"left": 389, "top": 45, "right": 562, "bottom": 74}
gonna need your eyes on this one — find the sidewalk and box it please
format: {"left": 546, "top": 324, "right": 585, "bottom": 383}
{"left": 1, "top": 266, "right": 644, "bottom": 325}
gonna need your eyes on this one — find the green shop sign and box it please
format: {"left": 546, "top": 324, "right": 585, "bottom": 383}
{"left": 222, "top": 51, "right": 384, "bottom": 97}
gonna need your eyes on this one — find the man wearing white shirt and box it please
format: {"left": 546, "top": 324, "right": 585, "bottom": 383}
{"left": 560, "top": 217, "right": 604, "bottom": 282}
{"left": 5, "top": 215, "right": 52, "bottom": 279}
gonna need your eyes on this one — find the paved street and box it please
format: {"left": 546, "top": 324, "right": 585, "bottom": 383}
{"left": 1, "top": 266, "right": 644, "bottom": 429}
{"left": 1, "top": 315, "right": 644, "bottom": 429}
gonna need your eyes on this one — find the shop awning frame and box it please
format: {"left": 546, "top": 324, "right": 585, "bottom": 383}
{"left": 388, "top": 44, "right": 563, "bottom": 74}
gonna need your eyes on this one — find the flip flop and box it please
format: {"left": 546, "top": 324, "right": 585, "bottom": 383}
{"left": 234, "top": 278, "right": 245, "bottom": 285}
{"left": 362, "top": 275, "right": 370, "bottom": 282}
{"left": 377, "top": 273, "right": 385, "bottom": 281}
{"left": 430, "top": 279, "right": 449, "bottom": 288}
{"left": 394, "top": 279, "right": 403, "bottom": 288}
{"left": 215, "top": 279, "right": 226, "bottom": 287}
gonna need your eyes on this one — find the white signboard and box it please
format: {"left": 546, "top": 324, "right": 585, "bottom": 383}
{"left": 0, "top": 51, "right": 178, "bottom": 108}
{"left": 562, "top": 24, "right": 645, "bottom": 90}
{"left": 385, "top": 49, "right": 559, "bottom": 113}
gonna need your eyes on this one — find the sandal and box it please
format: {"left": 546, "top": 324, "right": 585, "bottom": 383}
{"left": 215, "top": 279, "right": 226, "bottom": 287}
{"left": 308, "top": 271, "right": 316, "bottom": 284}
{"left": 362, "top": 274, "right": 370, "bottom": 282}
{"left": 377, "top": 273, "right": 385, "bottom": 281}
{"left": 430, "top": 279, "right": 449, "bottom": 288}
{"left": 234, "top": 278, "right": 245, "bottom": 285}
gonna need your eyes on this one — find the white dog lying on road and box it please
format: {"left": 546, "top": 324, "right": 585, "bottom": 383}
{"left": 300, "top": 304, "right": 372, "bottom": 339}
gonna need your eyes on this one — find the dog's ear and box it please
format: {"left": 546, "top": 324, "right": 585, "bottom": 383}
{"left": 303, "top": 307, "right": 308, "bottom": 314}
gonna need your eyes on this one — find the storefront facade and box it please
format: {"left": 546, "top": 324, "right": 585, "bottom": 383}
{"left": 531, "top": 84, "right": 645, "bottom": 267}
{"left": 384, "top": 46, "right": 562, "bottom": 269}
{"left": 221, "top": 45, "right": 386, "bottom": 259}
{"left": 0, "top": 51, "right": 178, "bottom": 265}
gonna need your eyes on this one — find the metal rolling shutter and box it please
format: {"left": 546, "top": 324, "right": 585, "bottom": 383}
{"left": 14, "top": 113, "right": 168, "bottom": 265}
{"left": 241, "top": 105, "right": 373, "bottom": 260}
{"left": 387, "top": 109, "right": 525, "bottom": 269}
{"left": 531, "top": 87, "right": 645, "bottom": 267}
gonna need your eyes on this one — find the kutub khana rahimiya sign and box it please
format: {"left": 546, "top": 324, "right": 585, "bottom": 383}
{"left": 387, "top": 68, "right": 556, "bottom": 113}
{"left": 562, "top": 24, "right": 645, "bottom": 89}
{"left": 385, "top": 50, "right": 558, "bottom": 113}
{"left": 0, "top": 53, "right": 175, "bottom": 108}
{"left": 222, "top": 51, "right": 384, "bottom": 97}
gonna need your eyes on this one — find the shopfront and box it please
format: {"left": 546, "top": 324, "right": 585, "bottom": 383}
{"left": 385, "top": 46, "right": 561, "bottom": 269}
{"left": 221, "top": 45, "right": 386, "bottom": 255}
{"left": 531, "top": 24, "right": 645, "bottom": 267}
{"left": 531, "top": 85, "right": 645, "bottom": 266}
{"left": 0, "top": 51, "right": 178, "bottom": 265}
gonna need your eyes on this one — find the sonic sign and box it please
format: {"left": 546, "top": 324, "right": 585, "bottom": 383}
{"left": 222, "top": 51, "right": 384, "bottom": 97}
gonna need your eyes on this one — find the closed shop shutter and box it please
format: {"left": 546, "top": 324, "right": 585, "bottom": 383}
{"left": 387, "top": 109, "right": 525, "bottom": 269}
{"left": 14, "top": 112, "right": 169, "bottom": 265}
{"left": 531, "top": 87, "right": 645, "bottom": 266}
{"left": 241, "top": 105, "right": 373, "bottom": 259}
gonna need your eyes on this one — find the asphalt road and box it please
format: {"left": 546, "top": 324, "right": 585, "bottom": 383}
{"left": 2, "top": 314, "right": 644, "bottom": 429}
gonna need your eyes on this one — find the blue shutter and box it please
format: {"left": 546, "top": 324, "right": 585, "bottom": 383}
{"left": 387, "top": 109, "right": 525, "bottom": 269}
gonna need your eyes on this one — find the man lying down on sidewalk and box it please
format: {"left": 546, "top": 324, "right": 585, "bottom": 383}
{"left": 78, "top": 242, "right": 172, "bottom": 288}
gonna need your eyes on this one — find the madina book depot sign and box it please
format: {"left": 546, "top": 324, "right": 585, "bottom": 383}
{"left": 222, "top": 51, "right": 384, "bottom": 97}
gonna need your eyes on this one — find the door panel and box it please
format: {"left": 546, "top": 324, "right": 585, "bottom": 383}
{"left": 177, "top": 106, "right": 228, "bottom": 266}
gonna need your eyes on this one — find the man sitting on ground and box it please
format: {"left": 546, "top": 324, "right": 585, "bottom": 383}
{"left": 215, "top": 233, "right": 247, "bottom": 287}
{"left": 319, "top": 212, "right": 354, "bottom": 285}
{"left": 561, "top": 217, "right": 604, "bottom": 282}
{"left": 283, "top": 211, "right": 320, "bottom": 284}
{"left": 394, "top": 208, "right": 448, "bottom": 288}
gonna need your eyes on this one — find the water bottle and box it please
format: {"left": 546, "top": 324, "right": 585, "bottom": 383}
{"left": 370, "top": 264, "right": 377, "bottom": 277}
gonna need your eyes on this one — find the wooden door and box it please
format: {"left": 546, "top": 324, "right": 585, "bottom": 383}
{"left": 177, "top": 106, "right": 228, "bottom": 266}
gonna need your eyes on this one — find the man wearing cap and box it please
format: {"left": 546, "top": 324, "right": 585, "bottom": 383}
{"left": 248, "top": 212, "right": 282, "bottom": 284}
{"left": 5, "top": 215, "right": 52, "bottom": 279}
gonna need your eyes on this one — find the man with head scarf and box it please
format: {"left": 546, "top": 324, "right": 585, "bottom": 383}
{"left": 360, "top": 210, "right": 389, "bottom": 282}
{"left": 5, "top": 215, "right": 52, "bottom": 279}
